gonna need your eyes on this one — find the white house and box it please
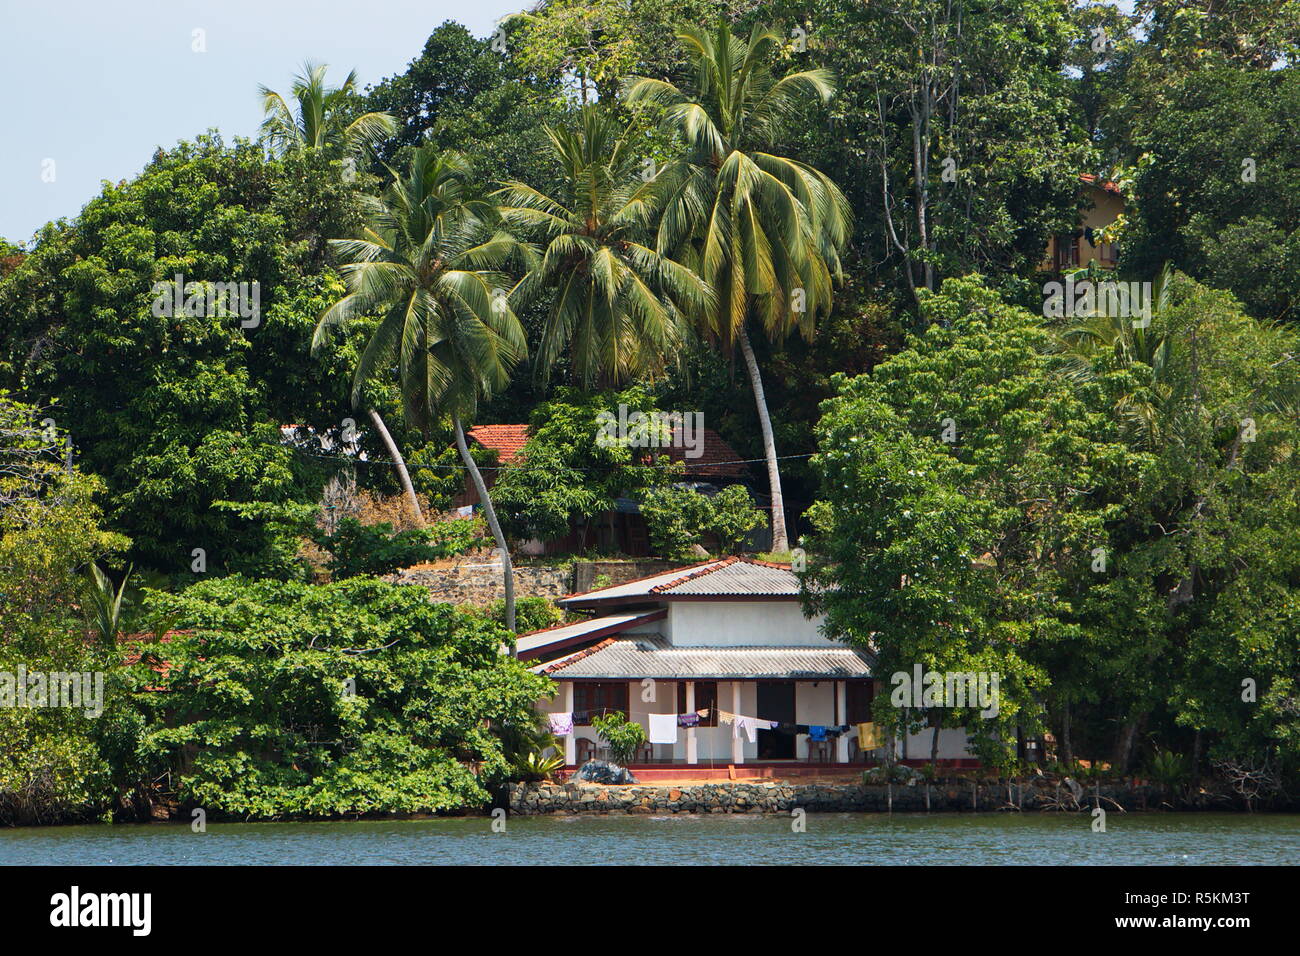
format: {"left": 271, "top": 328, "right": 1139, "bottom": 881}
{"left": 518, "top": 557, "right": 974, "bottom": 770}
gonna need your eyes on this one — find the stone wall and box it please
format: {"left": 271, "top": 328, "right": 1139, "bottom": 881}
{"left": 386, "top": 563, "right": 572, "bottom": 605}
{"left": 507, "top": 779, "right": 1176, "bottom": 814}
{"left": 386, "top": 558, "right": 680, "bottom": 607}
{"left": 571, "top": 559, "right": 680, "bottom": 594}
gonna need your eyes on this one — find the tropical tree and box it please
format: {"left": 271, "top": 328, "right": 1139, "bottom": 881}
{"left": 1047, "top": 261, "right": 1178, "bottom": 446}
{"left": 260, "top": 62, "right": 398, "bottom": 158}
{"left": 496, "top": 106, "right": 710, "bottom": 387}
{"left": 259, "top": 62, "right": 427, "bottom": 525}
{"left": 627, "top": 22, "right": 852, "bottom": 552}
{"left": 313, "top": 148, "right": 529, "bottom": 631}
{"left": 84, "top": 563, "right": 132, "bottom": 649}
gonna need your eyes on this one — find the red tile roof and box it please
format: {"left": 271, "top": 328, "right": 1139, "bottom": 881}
{"left": 467, "top": 424, "right": 530, "bottom": 465}
{"left": 469, "top": 424, "right": 748, "bottom": 477}
{"left": 1079, "top": 173, "right": 1122, "bottom": 195}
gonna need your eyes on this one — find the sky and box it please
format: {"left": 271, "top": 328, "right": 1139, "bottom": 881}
{"left": 0, "top": 0, "right": 525, "bottom": 244}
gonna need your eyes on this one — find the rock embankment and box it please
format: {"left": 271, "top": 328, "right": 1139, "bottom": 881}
{"left": 506, "top": 779, "right": 1184, "bottom": 814}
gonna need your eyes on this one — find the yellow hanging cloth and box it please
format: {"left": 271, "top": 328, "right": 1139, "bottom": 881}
{"left": 857, "top": 722, "right": 881, "bottom": 750}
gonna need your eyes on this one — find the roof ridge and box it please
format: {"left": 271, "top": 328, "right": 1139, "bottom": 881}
{"left": 649, "top": 555, "right": 742, "bottom": 593}
{"left": 558, "top": 557, "right": 724, "bottom": 602}
{"left": 539, "top": 637, "right": 618, "bottom": 674}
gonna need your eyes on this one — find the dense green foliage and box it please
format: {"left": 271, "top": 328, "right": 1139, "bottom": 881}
{"left": 137, "top": 577, "right": 552, "bottom": 817}
{"left": 2, "top": 1, "right": 1298, "bottom": 819}
{"left": 805, "top": 275, "right": 1300, "bottom": 775}
{"left": 641, "top": 484, "right": 767, "bottom": 559}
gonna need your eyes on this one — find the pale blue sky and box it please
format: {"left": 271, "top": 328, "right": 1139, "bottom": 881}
{"left": 0, "top": 0, "right": 524, "bottom": 243}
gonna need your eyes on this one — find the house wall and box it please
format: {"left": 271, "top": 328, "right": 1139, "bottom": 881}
{"left": 901, "top": 727, "right": 972, "bottom": 761}
{"left": 666, "top": 601, "right": 831, "bottom": 647}
{"left": 1041, "top": 184, "right": 1125, "bottom": 271}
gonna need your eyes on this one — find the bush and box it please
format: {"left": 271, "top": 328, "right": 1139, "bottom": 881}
{"left": 312, "top": 516, "right": 487, "bottom": 578}
{"left": 590, "top": 711, "right": 647, "bottom": 767}
{"left": 139, "top": 576, "right": 553, "bottom": 817}
{"left": 640, "top": 485, "right": 768, "bottom": 560}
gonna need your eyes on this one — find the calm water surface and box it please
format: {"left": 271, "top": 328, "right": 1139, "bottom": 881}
{"left": 1, "top": 812, "right": 1296, "bottom": 865}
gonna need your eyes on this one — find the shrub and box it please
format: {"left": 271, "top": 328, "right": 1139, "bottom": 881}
{"left": 590, "top": 711, "right": 647, "bottom": 767}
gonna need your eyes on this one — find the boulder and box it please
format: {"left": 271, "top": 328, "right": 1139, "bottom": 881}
{"left": 572, "top": 760, "right": 639, "bottom": 785}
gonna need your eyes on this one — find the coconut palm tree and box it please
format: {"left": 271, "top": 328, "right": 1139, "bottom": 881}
{"left": 627, "top": 22, "right": 851, "bottom": 552}
{"left": 84, "top": 562, "right": 131, "bottom": 649}
{"left": 495, "top": 106, "right": 711, "bottom": 387}
{"left": 260, "top": 63, "right": 422, "bottom": 520}
{"left": 314, "top": 148, "right": 530, "bottom": 631}
{"left": 1048, "top": 262, "right": 1178, "bottom": 447}
{"left": 259, "top": 62, "right": 397, "bottom": 158}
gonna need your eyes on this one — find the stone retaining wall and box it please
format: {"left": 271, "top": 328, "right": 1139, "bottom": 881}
{"left": 385, "top": 564, "right": 572, "bottom": 605}
{"left": 571, "top": 559, "right": 681, "bottom": 594}
{"left": 386, "top": 558, "right": 680, "bottom": 607}
{"left": 507, "top": 779, "right": 1179, "bottom": 814}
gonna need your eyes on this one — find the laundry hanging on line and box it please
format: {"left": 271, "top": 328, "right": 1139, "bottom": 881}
{"left": 647, "top": 712, "right": 678, "bottom": 745}
{"left": 548, "top": 712, "right": 573, "bottom": 737}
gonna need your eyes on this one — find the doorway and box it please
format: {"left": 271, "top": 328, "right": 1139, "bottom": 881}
{"left": 756, "top": 681, "right": 796, "bottom": 759}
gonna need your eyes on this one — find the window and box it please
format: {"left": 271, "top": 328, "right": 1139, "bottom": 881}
{"left": 574, "top": 682, "right": 629, "bottom": 725}
{"left": 677, "top": 681, "right": 718, "bottom": 726}
{"left": 846, "top": 681, "right": 875, "bottom": 724}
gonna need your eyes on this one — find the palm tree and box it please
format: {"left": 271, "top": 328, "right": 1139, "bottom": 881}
{"left": 627, "top": 23, "right": 852, "bottom": 552}
{"left": 260, "top": 63, "right": 422, "bottom": 520}
{"left": 85, "top": 562, "right": 131, "bottom": 649}
{"left": 495, "top": 106, "right": 711, "bottom": 387}
{"left": 1049, "top": 262, "right": 1178, "bottom": 447}
{"left": 314, "top": 147, "right": 529, "bottom": 631}
{"left": 259, "top": 62, "right": 397, "bottom": 158}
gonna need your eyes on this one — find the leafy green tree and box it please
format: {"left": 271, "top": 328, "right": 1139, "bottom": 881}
{"left": 0, "top": 396, "right": 144, "bottom": 826}
{"left": 0, "top": 137, "right": 367, "bottom": 573}
{"left": 314, "top": 147, "right": 529, "bottom": 629}
{"left": 806, "top": 0, "right": 1090, "bottom": 301}
{"left": 138, "top": 576, "right": 552, "bottom": 816}
{"left": 509, "top": 0, "right": 723, "bottom": 105}
{"left": 628, "top": 21, "right": 852, "bottom": 552}
{"left": 1122, "top": 66, "right": 1300, "bottom": 323}
{"left": 497, "top": 106, "right": 710, "bottom": 388}
{"left": 640, "top": 485, "right": 715, "bottom": 559}
{"left": 641, "top": 483, "right": 766, "bottom": 559}
{"left": 489, "top": 387, "right": 677, "bottom": 549}
{"left": 803, "top": 277, "right": 1131, "bottom": 769}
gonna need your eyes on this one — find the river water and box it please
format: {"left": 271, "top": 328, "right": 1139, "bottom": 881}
{"left": 1, "top": 812, "right": 1296, "bottom": 865}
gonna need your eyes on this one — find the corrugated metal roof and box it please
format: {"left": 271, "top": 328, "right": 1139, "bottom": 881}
{"left": 559, "top": 557, "right": 800, "bottom": 607}
{"left": 654, "top": 558, "right": 799, "bottom": 596}
{"left": 534, "top": 635, "right": 874, "bottom": 680}
{"left": 558, "top": 560, "right": 729, "bottom": 606}
{"left": 515, "top": 611, "right": 661, "bottom": 657}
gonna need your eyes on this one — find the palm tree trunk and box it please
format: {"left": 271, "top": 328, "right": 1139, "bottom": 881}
{"left": 738, "top": 327, "right": 790, "bottom": 553}
{"left": 453, "top": 414, "right": 515, "bottom": 636}
{"left": 367, "top": 408, "right": 423, "bottom": 527}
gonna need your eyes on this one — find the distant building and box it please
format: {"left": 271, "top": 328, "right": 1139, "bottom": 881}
{"left": 1041, "top": 174, "right": 1124, "bottom": 273}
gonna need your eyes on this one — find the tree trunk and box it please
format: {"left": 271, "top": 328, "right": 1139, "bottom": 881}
{"left": 929, "top": 712, "right": 941, "bottom": 772}
{"left": 1059, "top": 698, "right": 1074, "bottom": 767}
{"left": 1113, "top": 718, "right": 1140, "bottom": 775}
{"left": 367, "top": 408, "right": 423, "bottom": 527}
{"left": 453, "top": 414, "right": 515, "bottom": 636}
{"left": 738, "top": 327, "right": 789, "bottom": 553}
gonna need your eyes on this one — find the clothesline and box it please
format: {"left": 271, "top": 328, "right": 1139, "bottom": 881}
{"left": 549, "top": 709, "right": 884, "bottom": 750}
